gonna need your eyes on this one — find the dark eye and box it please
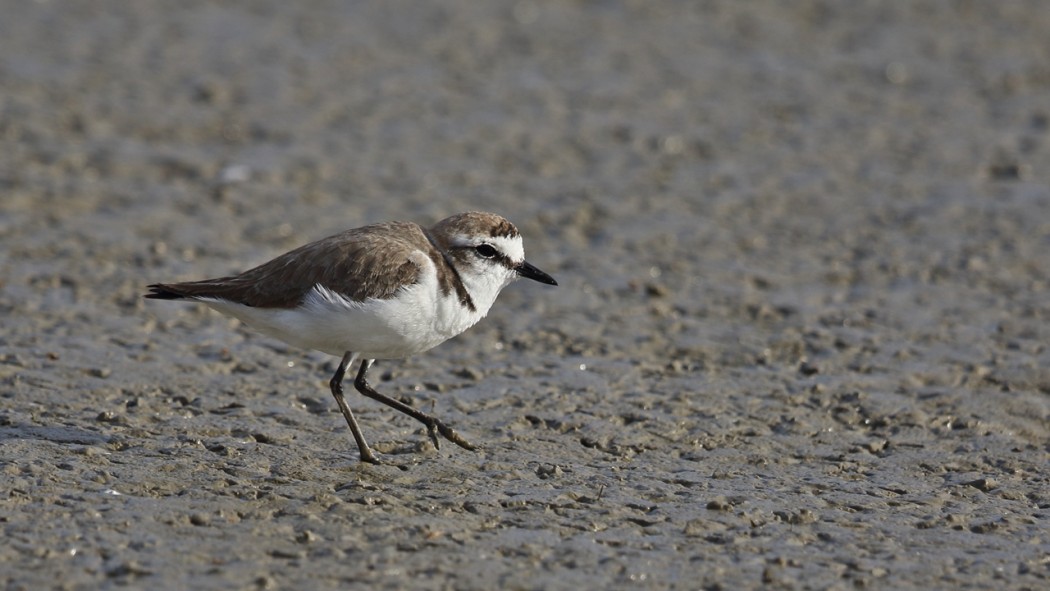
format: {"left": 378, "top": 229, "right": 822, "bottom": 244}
{"left": 474, "top": 244, "right": 498, "bottom": 259}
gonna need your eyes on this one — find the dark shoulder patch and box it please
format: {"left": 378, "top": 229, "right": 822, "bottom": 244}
{"left": 421, "top": 228, "right": 476, "bottom": 313}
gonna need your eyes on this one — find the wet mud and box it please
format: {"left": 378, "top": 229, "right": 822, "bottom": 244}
{"left": 1, "top": 2, "right": 1048, "bottom": 589}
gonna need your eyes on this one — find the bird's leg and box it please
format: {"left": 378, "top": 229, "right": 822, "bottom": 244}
{"left": 353, "top": 360, "right": 477, "bottom": 452}
{"left": 329, "top": 351, "right": 380, "bottom": 464}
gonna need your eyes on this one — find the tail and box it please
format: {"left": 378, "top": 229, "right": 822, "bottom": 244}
{"left": 143, "top": 284, "right": 191, "bottom": 300}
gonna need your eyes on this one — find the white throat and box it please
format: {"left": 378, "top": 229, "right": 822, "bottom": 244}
{"left": 449, "top": 233, "right": 524, "bottom": 318}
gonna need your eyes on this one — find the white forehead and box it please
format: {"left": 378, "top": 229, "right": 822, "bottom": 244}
{"left": 452, "top": 233, "right": 525, "bottom": 263}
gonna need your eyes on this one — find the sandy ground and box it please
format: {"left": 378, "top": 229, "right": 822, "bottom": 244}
{"left": 2, "top": 1, "right": 1049, "bottom": 589}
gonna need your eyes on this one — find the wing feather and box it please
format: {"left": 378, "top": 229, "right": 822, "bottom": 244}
{"left": 146, "top": 222, "right": 426, "bottom": 308}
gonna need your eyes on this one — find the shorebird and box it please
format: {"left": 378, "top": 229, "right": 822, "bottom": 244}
{"left": 145, "top": 212, "right": 557, "bottom": 463}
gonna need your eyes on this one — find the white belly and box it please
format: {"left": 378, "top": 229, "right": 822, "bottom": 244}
{"left": 201, "top": 278, "right": 485, "bottom": 359}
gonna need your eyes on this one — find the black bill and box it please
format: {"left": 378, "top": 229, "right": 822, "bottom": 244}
{"left": 517, "top": 260, "right": 558, "bottom": 285}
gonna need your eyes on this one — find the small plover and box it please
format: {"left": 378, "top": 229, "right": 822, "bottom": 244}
{"left": 145, "top": 212, "right": 557, "bottom": 464}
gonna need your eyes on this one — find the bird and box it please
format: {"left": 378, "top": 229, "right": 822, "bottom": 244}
{"left": 145, "top": 211, "right": 557, "bottom": 464}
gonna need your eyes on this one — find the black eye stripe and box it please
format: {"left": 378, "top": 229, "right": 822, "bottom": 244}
{"left": 458, "top": 244, "right": 515, "bottom": 270}
{"left": 475, "top": 244, "right": 498, "bottom": 258}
